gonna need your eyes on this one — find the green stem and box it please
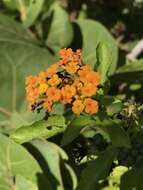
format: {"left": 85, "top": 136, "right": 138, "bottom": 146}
{"left": 0, "top": 107, "right": 12, "bottom": 117}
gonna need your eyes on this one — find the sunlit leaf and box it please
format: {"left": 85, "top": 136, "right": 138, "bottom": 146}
{"left": 30, "top": 140, "right": 77, "bottom": 190}
{"left": 96, "top": 43, "right": 112, "bottom": 83}
{"left": 0, "top": 14, "right": 57, "bottom": 121}
{"left": 76, "top": 20, "right": 118, "bottom": 75}
{"left": 61, "top": 115, "right": 95, "bottom": 146}
{"left": 3, "top": 0, "right": 44, "bottom": 27}
{"left": 46, "top": 2, "right": 73, "bottom": 52}
{"left": 0, "top": 133, "right": 49, "bottom": 190}
{"left": 10, "top": 115, "right": 66, "bottom": 144}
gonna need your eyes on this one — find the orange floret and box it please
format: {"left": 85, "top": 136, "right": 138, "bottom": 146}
{"left": 61, "top": 85, "right": 76, "bottom": 98}
{"left": 78, "top": 65, "right": 91, "bottom": 82}
{"left": 85, "top": 71, "right": 101, "bottom": 85}
{"left": 81, "top": 83, "right": 97, "bottom": 97}
{"left": 37, "top": 71, "right": 47, "bottom": 83}
{"left": 46, "top": 87, "right": 61, "bottom": 102}
{"left": 79, "top": 65, "right": 91, "bottom": 74}
{"left": 59, "top": 48, "right": 73, "bottom": 60}
{"left": 39, "top": 83, "right": 49, "bottom": 94}
{"left": 84, "top": 98, "right": 99, "bottom": 114}
{"left": 26, "top": 88, "right": 39, "bottom": 106}
{"left": 48, "top": 74, "right": 62, "bottom": 86}
{"left": 72, "top": 99, "right": 85, "bottom": 115}
{"left": 61, "top": 85, "right": 76, "bottom": 104}
{"left": 78, "top": 65, "right": 100, "bottom": 85}
{"left": 73, "top": 79, "right": 83, "bottom": 91}
{"left": 25, "top": 76, "right": 38, "bottom": 87}
{"left": 61, "top": 96, "right": 72, "bottom": 104}
{"left": 46, "top": 63, "right": 59, "bottom": 77}
{"left": 43, "top": 99, "right": 53, "bottom": 112}
{"left": 65, "top": 61, "right": 79, "bottom": 74}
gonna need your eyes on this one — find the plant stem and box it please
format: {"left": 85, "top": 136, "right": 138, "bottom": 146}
{"left": 0, "top": 107, "right": 12, "bottom": 117}
{"left": 127, "top": 38, "right": 143, "bottom": 60}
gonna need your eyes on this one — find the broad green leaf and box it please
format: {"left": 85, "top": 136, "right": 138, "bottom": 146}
{"left": 3, "top": 0, "right": 20, "bottom": 10}
{"left": 3, "top": 0, "right": 44, "bottom": 27}
{"left": 7, "top": 111, "right": 44, "bottom": 129}
{"left": 22, "top": 0, "right": 44, "bottom": 27}
{"left": 108, "top": 166, "right": 128, "bottom": 188}
{"left": 44, "top": 0, "right": 57, "bottom": 11}
{"left": 103, "top": 96, "right": 123, "bottom": 116}
{"left": 120, "top": 167, "right": 143, "bottom": 190}
{"left": 61, "top": 115, "right": 95, "bottom": 146}
{"left": 77, "top": 146, "right": 116, "bottom": 190}
{"left": 107, "top": 100, "right": 123, "bottom": 116}
{"left": 0, "top": 133, "right": 49, "bottom": 190}
{"left": 31, "top": 140, "right": 65, "bottom": 190}
{"left": 0, "top": 110, "right": 46, "bottom": 136}
{"left": 31, "top": 140, "right": 77, "bottom": 190}
{"left": 0, "top": 13, "right": 36, "bottom": 44}
{"left": 117, "top": 59, "right": 143, "bottom": 74}
{"left": 51, "top": 103, "right": 65, "bottom": 115}
{"left": 10, "top": 115, "right": 66, "bottom": 144}
{"left": 106, "top": 100, "right": 123, "bottom": 116}
{"left": 46, "top": 2, "right": 73, "bottom": 52}
{"left": 96, "top": 119, "right": 131, "bottom": 148}
{"left": 0, "top": 101, "right": 45, "bottom": 133}
{"left": 16, "top": 175, "right": 38, "bottom": 190}
{"left": 76, "top": 19, "right": 118, "bottom": 75}
{"left": 63, "top": 163, "right": 78, "bottom": 190}
{"left": 96, "top": 43, "right": 112, "bottom": 83}
{"left": 111, "top": 59, "right": 143, "bottom": 85}
{"left": 0, "top": 14, "right": 57, "bottom": 121}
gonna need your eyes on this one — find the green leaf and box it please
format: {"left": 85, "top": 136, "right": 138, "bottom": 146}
{"left": 0, "top": 133, "right": 49, "bottom": 190}
{"left": 108, "top": 166, "right": 128, "bottom": 188}
{"left": 0, "top": 102, "right": 46, "bottom": 134}
{"left": 3, "top": 0, "right": 44, "bottom": 27}
{"left": 96, "top": 119, "right": 131, "bottom": 148}
{"left": 77, "top": 146, "right": 116, "bottom": 190}
{"left": 3, "top": 0, "right": 20, "bottom": 10}
{"left": 96, "top": 43, "right": 112, "bottom": 84}
{"left": 117, "top": 59, "right": 143, "bottom": 74}
{"left": 107, "top": 100, "right": 123, "bottom": 116}
{"left": 51, "top": 102, "right": 65, "bottom": 115}
{"left": 103, "top": 96, "right": 123, "bottom": 116}
{"left": 76, "top": 20, "right": 118, "bottom": 75}
{"left": 0, "top": 13, "right": 36, "bottom": 44}
{"left": 6, "top": 111, "right": 44, "bottom": 129}
{"left": 31, "top": 140, "right": 65, "bottom": 190}
{"left": 46, "top": 2, "right": 73, "bottom": 52}
{"left": 120, "top": 167, "right": 143, "bottom": 190}
{"left": 22, "top": 0, "right": 44, "bottom": 27}
{"left": 30, "top": 140, "right": 77, "bottom": 190}
{"left": 10, "top": 115, "right": 66, "bottom": 144}
{"left": 0, "top": 14, "right": 57, "bottom": 121}
{"left": 61, "top": 115, "right": 95, "bottom": 146}
{"left": 111, "top": 59, "right": 143, "bottom": 85}
{"left": 16, "top": 175, "right": 38, "bottom": 190}
{"left": 63, "top": 163, "right": 78, "bottom": 190}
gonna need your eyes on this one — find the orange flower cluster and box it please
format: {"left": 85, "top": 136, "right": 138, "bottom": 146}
{"left": 26, "top": 48, "right": 101, "bottom": 115}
